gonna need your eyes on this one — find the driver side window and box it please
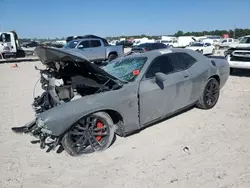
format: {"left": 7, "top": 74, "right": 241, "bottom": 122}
{"left": 77, "top": 40, "right": 90, "bottom": 49}
{"left": 145, "top": 54, "right": 184, "bottom": 79}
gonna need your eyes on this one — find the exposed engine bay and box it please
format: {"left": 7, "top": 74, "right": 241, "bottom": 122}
{"left": 33, "top": 60, "right": 122, "bottom": 115}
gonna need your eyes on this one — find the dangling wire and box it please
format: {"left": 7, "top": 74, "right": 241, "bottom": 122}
{"left": 33, "top": 78, "right": 40, "bottom": 99}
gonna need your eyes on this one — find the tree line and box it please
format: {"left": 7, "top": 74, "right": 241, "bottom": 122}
{"left": 18, "top": 28, "right": 250, "bottom": 42}
{"left": 174, "top": 28, "right": 250, "bottom": 38}
{"left": 107, "top": 28, "right": 250, "bottom": 40}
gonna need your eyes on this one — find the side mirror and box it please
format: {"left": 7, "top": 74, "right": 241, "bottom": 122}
{"left": 155, "top": 72, "right": 167, "bottom": 89}
{"left": 78, "top": 45, "right": 84, "bottom": 49}
{"left": 155, "top": 72, "right": 166, "bottom": 82}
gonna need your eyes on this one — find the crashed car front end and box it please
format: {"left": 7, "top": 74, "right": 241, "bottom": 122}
{"left": 12, "top": 46, "right": 125, "bottom": 151}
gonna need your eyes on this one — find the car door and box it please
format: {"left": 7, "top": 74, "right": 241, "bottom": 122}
{"left": 176, "top": 52, "right": 203, "bottom": 103}
{"left": 228, "top": 38, "right": 233, "bottom": 45}
{"left": 139, "top": 53, "right": 192, "bottom": 126}
{"left": 220, "top": 39, "right": 227, "bottom": 47}
{"left": 204, "top": 43, "right": 213, "bottom": 54}
{"left": 76, "top": 40, "right": 92, "bottom": 60}
{"left": 89, "top": 39, "right": 105, "bottom": 61}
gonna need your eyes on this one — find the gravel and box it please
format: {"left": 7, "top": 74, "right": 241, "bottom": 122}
{"left": 0, "top": 61, "right": 250, "bottom": 188}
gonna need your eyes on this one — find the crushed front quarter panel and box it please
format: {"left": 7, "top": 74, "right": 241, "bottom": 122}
{"left": 37, "top": 82, "right": 140, "bottom": 137}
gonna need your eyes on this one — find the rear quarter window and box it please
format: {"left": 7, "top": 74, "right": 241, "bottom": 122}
{"left": 90, "top": 40, "right": 101, "bottom": 47}
{"left": 176, "top": 52, "right": 197, "bottom": 69}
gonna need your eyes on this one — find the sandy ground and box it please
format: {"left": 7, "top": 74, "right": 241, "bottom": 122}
{"left": 0, "top": 61, "right": 250, "bottom": 188}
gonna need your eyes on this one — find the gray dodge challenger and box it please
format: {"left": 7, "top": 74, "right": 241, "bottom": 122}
{"left": 12, "top": 46, "right": 229, "bottom": 156}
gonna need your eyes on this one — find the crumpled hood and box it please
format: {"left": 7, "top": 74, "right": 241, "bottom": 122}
{"left": 34, "top": 46, "right": 120, "bottom": 81}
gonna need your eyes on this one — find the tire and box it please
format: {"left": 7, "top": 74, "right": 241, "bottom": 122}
{"left": 169, "top": 45, "right": 173, "bottom": 48}
{"left": 61, "top": 112, "right": 115, "bottom": 156}
{"left": 196, "top": 50, "right": 202, "bottom": 54}
{"left": 230, "top": 68, "right": 234, "bottom": 75}
{"left": 108, "top": 54, "right": 118, "bottom": 62}
{"left": 196, "top": 77, "right": 220, "bottom": 110}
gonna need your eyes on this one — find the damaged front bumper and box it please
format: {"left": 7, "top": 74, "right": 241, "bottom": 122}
{"left": 12, "top": 117, "right": 58, "bottom": 150}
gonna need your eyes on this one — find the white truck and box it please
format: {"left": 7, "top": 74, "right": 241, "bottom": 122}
{"left": 214, "top": 38, "right": 239, "bottom": 49}
{"left": 224, "top": 35, "right": 250, "bottom": 73}
{"left": 166, "top": 36, "right": 196, "bottom": 48}
{"left": 0, "top": 31, "right": 24, "bottom": 58}
{"left": 132, "top": 37, "right": 155, "bottom": 46}
{"left": 202, "top": 36, "right": 222, "bottom": 46}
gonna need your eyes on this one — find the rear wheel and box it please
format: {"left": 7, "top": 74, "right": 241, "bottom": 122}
{"left": 196, "top": 78, "right": 220, "bottom": 109}
{"left": 230, "top": 68, "right": 235, "bottom": 74}
{"left": 61, "top": 112, "right": 115, "bottom": 156}
{"left": 108, "top": 54, "right": 118, "bottom": 62}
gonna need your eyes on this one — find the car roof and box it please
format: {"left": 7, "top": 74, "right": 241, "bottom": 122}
{"left": 124, "top": 48, "right": 195, "bottom": 60}
{"left": 70, "top": 38, "right": 103, "bottom": 43}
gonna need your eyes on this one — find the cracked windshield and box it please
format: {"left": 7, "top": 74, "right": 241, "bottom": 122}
{"left": 103, "top": 57, "right": 147, "bottom": 82}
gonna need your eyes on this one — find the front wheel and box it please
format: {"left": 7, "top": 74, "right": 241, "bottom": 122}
{"left": 212, "top": 49, "right": 215, "bottom": 55}
{"left": 61, "top": 112, "right": 115, "bottom": 156}
{"left": 196, "top": 78, "right": 220, "bottom": 109}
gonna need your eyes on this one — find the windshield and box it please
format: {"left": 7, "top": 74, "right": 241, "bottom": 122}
{"left": 239, "top": 37, "right": 250, "bottom": 44}
{"left": 63, "top": 40, "right": 79, "bottom": 49}
{"left": 103, "top": 57, "right": 147, "bottom": 82}
{"left": 190, "top": 43, "right": 204, "bottom": 47}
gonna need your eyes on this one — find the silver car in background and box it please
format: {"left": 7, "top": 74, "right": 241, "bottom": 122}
{"left": 63, "top": 38, "right": 124, "bottom": 62}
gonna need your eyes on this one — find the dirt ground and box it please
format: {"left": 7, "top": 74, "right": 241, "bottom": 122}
{"left": 1, "top": 61, "right": 250, "bottom": 188}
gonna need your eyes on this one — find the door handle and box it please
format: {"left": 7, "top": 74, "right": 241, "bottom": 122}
{"left": 184, "top": 75, "right": 189, "bottom": 78}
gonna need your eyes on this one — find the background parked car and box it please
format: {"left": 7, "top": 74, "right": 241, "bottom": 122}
{"left": 215, "top": 38, "right": 239, "bottom": 49}
{"left": 185, "top": 42, "right": 214, "bottom": 55}
{"left": 63, "top": 38, "right": 124, "bottom": 62}
{"left": 22, "top": 41, "right": 40, "bottom": 48}
{"left": 224, "top": 35, "right": 250, "bottom": 73}
{"left": 130, "top": 42, "right": 168, "bottom": 53}
{"left": 66, "top": 35, "right": 110, "bottom": 46}
{"left": 116, "top": 40, "right": 134, "bottom": 48}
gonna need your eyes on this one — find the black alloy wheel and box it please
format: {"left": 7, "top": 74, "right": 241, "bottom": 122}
{"left": 61, "top": 112, "right": 115, "bottom": 156}
{"left": 196, "top": 78, "right": 220, "bottom": 109}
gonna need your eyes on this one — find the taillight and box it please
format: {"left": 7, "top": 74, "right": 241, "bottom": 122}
{"left": 143, "top": 48, "right": 148, "bottom": 52}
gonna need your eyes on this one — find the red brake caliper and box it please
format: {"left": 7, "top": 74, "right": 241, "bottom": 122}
{"left": 96, "top": 121, "right": 103, "bottom": 141}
